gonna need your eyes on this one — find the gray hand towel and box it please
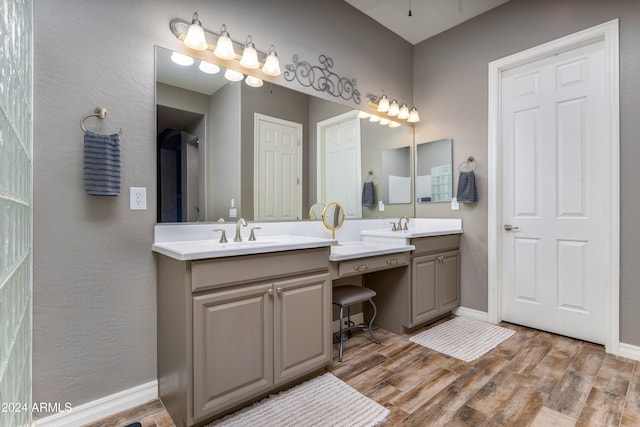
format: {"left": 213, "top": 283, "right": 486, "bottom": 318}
{"left": 456, "top": 170, "right": 478, "bottom": 203}
{"left": 362, "top": 181, "right": 377, "bottom": 207}
{"left": 84, "top": 130, "right": 121, "bottom": 196}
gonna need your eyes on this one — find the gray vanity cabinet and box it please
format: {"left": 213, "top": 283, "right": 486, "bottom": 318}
{"left": 157, "top": 247, "right": 332, "bottom": 426}
{"left": 411, "top": 249, "right": 460, "bottom": 326}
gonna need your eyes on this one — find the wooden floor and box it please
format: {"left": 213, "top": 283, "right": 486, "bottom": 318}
{"left": 85, "top": 316, "right": 640, "bottom": 427}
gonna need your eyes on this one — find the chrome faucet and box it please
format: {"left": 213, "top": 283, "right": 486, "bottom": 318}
{"left": 234, "top": 218, "right": 247, "bottom": 242}
{"left": 397, "top": 216, "right": 410, "bottom": 231}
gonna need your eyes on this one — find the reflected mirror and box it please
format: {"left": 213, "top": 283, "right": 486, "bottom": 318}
{"left": 308, "top": 202, "right": 325, "bottom": 220}
{"left": 155, "top": 46, "right": 414, "bottom": 222}
{"left": 381, "top": 146, "right": 411, "bottom": 204}
{"left": 415, "top": 138, "right": 453, "bottom": 203}
{"left": 322, "top": 201, "right": 345, "bottom": 239}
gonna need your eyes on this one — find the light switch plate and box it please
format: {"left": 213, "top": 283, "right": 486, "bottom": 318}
{"left": 130, "top": 187, "right": 147, "bottom": 210}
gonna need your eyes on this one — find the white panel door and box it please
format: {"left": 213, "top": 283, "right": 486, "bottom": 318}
{"left": 254, "top": 114, "right": 302, "bottom": 221}
{"left": 500, "top": 40, "right": 609, "bottom": 344}
{"left": 318, "top": 111, "right": 361, "bottom": 218}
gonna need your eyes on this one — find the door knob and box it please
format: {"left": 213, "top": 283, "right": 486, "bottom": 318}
{"left": 504, "top": 224, "right": 519, "bottom": 231}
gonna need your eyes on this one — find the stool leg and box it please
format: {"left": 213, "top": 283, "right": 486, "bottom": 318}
{"left": 346, "top": 305, "right": 352, "bottom": 338}
{"left": 367, "top": 299, "right": 381, "bottom": 344}
{"left": 338, "top": 305, "right": 344, "bottom": 362}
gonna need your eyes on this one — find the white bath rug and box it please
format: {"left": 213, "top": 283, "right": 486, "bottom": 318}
{"left": 409, "top": 316, "right": 515, "bottom": 362}
{"left": 206, "top": 373, "right": 389, "bottom": 427}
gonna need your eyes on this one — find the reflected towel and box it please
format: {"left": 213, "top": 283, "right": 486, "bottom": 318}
{"left": 457, "top": 170, "right": 478, "bottom": 203}
{"left": 362, "top": 181, "right": 377, "bottom": 207}
{"left": 84, "top": 130, "right": 121, "bottom": 196}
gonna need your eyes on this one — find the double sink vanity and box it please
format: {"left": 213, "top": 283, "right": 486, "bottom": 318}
{"left": 153, "top": 218, "right": 462, "bottom": 426}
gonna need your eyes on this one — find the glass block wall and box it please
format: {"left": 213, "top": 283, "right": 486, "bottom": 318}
{"left": 0, "top": 0, "right": 33, "bottom": 426}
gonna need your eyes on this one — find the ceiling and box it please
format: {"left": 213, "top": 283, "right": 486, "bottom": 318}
{"left": 345, "top": 0, "right": 510, "bottom": 45}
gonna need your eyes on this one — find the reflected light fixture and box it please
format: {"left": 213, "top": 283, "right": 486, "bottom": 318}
{"left": 262, "top": 45, "right": 281, "bottom": 77}
{"left": 398, "top": 103, "right": 410, "bottom": 120}
{"left": 358, "top": 111, "right": 370, "bottom": 119}
{"left": 240, "top": 35, "right": 259, "bottom": 69}
{"left": 183, "top": 12, "right": 208, "bottom": 50}
{"left": 170, "top": 52, "right": 194, "bottom": 66}
{"left": 245, "top": 75, "right": 264, "bottom": 87}
{"left": 214, "top": 24, "right": 236, "bottom": 60}
{"left": 407, "top": 107, "right": 421, "bottom": 123}
{"left": 389, "top": 121, "right": 401, "bottom": 128}
{"left": 199, "top": 61, "right": 220, "bottom": 74}
{"left": 388, "top": 100, "right": 400, "bottom": 117}
{"left": 369, "top": 115, "right": 381, "bottom": 123}
{"left": 377, "top": 95, "right": 390, "bottom": 113}
{"left": 379, "top": 118, "right": 390, "bottom": 125}
{"left": 224, "top": 68, "right": 244, "bottom": 81}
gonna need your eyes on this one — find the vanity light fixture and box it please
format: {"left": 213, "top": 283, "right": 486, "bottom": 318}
{"left": 369, "top": 115, "right": 381, "bottom": 123}
{"left": 245, "top": 75, "right": 264, "bottom": 87}
{"left": 239, "top": 36, "right": 260, "bottom": 69}
{"left": 198, "top": 60, "right": 220, "bottom": 74}
{"left": 358, "top": 111, "right": 370, "bottom": 119}
{"left": 377, "top": 95, "right": 390, "bottom": 113}
{"left": 397, "top": 103, "right": 410, "bottom": 120}
{"left": 407, "top": 107, "right": 421, "bottom": 123}
{"left": 213, "top": 24, "right": 236, "bottom": 60}
{"left": 183, "top": 13, "right": 208, "bottom": 51}
{"left": 170, "top": 51, "right": 194, "bottom": 66}
{"left": 388, "top": 100, "right": 400, "bottom": 117}
{"left": 224, "top": 68, "right": 244, "bottom": 82}
{"left": 262, "top": 45, "right": 281, "bottom": 77}
{"left": 389, "top": 121, "right": 401, "bottom": 128}
{"left": 379, "top": 118, "right": 391, "bottom": 125}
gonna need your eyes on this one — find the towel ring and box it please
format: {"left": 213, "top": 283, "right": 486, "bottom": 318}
{"left": 80, "top": 107, "right": 123, "bottom": 135}
{"left": 458, "top": 156, "right": 477, "bottom": 171}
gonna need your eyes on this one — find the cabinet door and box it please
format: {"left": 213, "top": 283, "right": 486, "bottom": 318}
{"left": 192, "top": 283, "right": 274, "bottom": 421}
{"left": 412, "top": 254, "right": 438, "bottom": 325}
{"left": 274, "top": 272, "right": 331, "bottom": 384}
{"left": 439, "top": 250, "right": 460, "bottom": 312}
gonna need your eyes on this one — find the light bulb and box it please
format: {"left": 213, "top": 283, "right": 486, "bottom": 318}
{"left": 262, "top": 45, "right": 281, "bottom": 76}
{"left": 224, "top": 69, "right": 244, "bottom": 81}
{"left": 214, "top": 24, "right": 236, "bottom": 60}
{"left": 245, "top": 75, "right": 264, "bottom": 87}
{"left": 407, "top": 107, "right": 421, "bottom": 123}
{"left": 183, "top": 12, "right": 208, "bottom": 51}
{"left": 240, "top": 36, "right": 259, "bottom": 69}
{"left": 170, "top": 52, "right": 194, "bottom": 66}
{"left": 199, "top": 61, "right": 220, "bottom": 74}
{"left": 398, "top": 103, "right": 410, "bottom": 120}
{"left": 377, "top": 95, "right": 390, "bottom": 113}
{"left": 388, "top": 100, "right": 400, "bottom": 117}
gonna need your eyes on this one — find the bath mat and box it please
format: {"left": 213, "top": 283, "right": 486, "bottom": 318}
{"left": 409, "top": 316, "right": 515, "bottom": 362}
{"left": 206, "top": 373, "right": 389, "bottom": 427}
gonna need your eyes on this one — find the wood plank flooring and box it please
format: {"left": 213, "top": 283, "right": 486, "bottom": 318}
{"left": 85, "top": 316, "right": 640, "bottom": 427}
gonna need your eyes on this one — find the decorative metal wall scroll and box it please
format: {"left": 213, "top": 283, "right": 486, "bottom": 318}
{"left": 284, "top": 54, "right": 361, "bottom": 104}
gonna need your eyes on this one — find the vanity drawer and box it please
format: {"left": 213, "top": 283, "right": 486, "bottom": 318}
{"left": 411, "top": 234, "right": 460, "bottom": 256}
{"left": 337, "top": 253, "right": 409, "bottom": 278}
{"left": 191, "top": 247, "right": 329, "bottom": 291}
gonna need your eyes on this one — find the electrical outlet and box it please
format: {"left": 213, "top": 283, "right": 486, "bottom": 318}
{"left": 451, "top": 197, "right": 459, "bottom": 210}
{"left": 130, "top": 187, "right": 147, "bottom": 210}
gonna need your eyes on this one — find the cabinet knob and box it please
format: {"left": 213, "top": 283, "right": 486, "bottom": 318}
{"left": 268, "top": 289, "right": 273, "bottom": 296}
{"left": 276, "top": 287, "right": 283, "bottom": 294}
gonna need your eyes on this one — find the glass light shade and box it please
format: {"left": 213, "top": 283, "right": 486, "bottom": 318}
{"left": 388, "top": 100, "right": 400, "bottom": 117}
{"left": 199, "top": 61, "right": 220, "bottom": 74}
{"left": 262, "top": 48, "right": 281, "bottom": 76}
{"left": 214, "top": 25, "right": 235, "bottom": 60}
{"left": 240, "top": 36, "right": 259, "bottom": 69}
{"left": 369, "top": 115, "right": 381, "bottom": 123}
{"left": 398, "top": 104, "right": 410, "bottom": 120}
{"left": 389, "top": 121, "right": 401, "bottom": 128}
{"left": 245, "top": 75, "right": 264, "bottom": 87}
{"left": 407, "top": 107, "right": 421, "bottom": 123}
{"left": 379, "top": 118, "right": 390, "bottom": 125}
{"left": 170, "top": 52, "right": 194, "bottom": 66}
{"left": 357, "top": 111, "right": 370, "bottom": 119}
{"left": 183, "top": 14, "right": 208, "bottom": 51}
{"left": 377, "top": 95, "right": 390, "bottom": 113}
{"left": 224, "top": 69, "right": 244, "bottom": 81}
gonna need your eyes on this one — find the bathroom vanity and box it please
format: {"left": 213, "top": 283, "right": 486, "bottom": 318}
{"left": 154, "top": 236, "right": 334, "bottom": 426}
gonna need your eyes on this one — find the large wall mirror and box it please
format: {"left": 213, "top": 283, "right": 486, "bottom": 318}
{"left": 155, "top": 46, "right": 414, "bottom": 223}
{"left": 415, "top": 138, "right": 453, "bottom": 203}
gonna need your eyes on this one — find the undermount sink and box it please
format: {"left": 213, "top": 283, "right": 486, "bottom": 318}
{"left": 152, "top": 235, "right": 336, "bottom": 260}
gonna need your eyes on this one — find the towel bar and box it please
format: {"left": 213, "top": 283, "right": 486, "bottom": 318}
{"left": 80, "top": 107, "right": 123, "bottom": 135}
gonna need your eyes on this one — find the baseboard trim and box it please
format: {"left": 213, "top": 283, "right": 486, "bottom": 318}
{"left": 33, "top": 380, "right": 158, "bottom": 427}
{"left": 618, "top": 342, "right": 640, "bottom": 362}
{"left": 452, "top": 306, "right": 489, "bottom": 322}
{"left": 332, "top": 312, "right": 365, "bottom": 334}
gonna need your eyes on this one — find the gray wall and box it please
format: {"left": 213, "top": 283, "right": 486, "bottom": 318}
{"left": 33, "top": 0, "right": 412, "bottom": 410}
{"left": 413, "top": 0, "right": 640, "bottom": 345}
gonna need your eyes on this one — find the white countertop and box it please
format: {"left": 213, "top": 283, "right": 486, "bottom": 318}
{"left": 152, "top": 235, "right": 336, "bottom": 261}
{"left": 329, "top": 241, "right": 415, "bottom": 261}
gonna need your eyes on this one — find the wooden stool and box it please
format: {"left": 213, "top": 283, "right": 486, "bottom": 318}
{"left": 332, "top": 285, "right": 381, "bottom": 362}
